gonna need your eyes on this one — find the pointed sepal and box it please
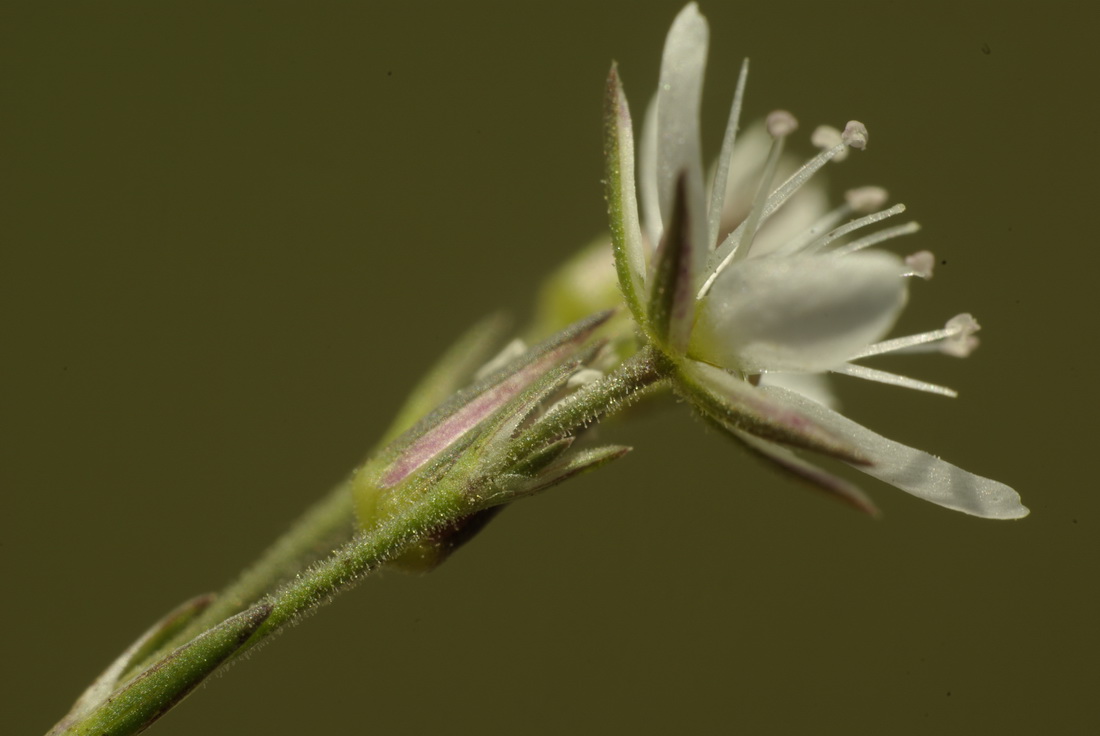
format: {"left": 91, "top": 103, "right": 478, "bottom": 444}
{"left": 355, "top": 310, "right": 613, "bottom": 521}
{"left": 483, "top": 444, "right": 633, "bottom": 507}
{"left": 48, "top": 603, "right": 272, "bottom": 736}
{"left": 676, "top": 359, "right": 868, "bottom": 464}
{"left": 726, "top": 426, "right": 880, "bottom": 516}
{"left": 380, "top": 313, "right": 511, "bottom": 445}
{"left": 603, "top": 63, "right": 648, "bottom": 325}
{"left": 647, "top": 172, "right": 696, "bottom": 351}
{"left": 48, "top": 594, "right": 216, "bottom": 735}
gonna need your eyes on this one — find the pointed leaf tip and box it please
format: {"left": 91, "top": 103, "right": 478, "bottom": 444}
{"left": 679, "top": 360, "right": 869, "bottom": 465}
{"left": 603, "top": 63, "right": 647, "bottom": 325}
{"left": 49, "top": 593, "right": 218, "bottom": 736}
{"left": 51, "top": 603, "right": 272, "bottom": 736}
{"left": 376, "top": 311, "right": 613, "bottom": 489}
{"left": 729, "top": 427, "right": 880, "bottom": 517}
{"left": 647, "top": 172, "right": 696, "bottom": 351}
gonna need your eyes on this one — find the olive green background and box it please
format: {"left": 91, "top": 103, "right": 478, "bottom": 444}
{"left": 5, "top": 2, "right": 1095, "bottom": 734}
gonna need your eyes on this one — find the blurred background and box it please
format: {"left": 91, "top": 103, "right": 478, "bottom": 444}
{"left": 4, "top": 1, "right": 1096, "bottom": 734}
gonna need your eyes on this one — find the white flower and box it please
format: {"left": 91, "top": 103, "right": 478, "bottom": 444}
{"left": 604, "top": 3, "right": 1026, "bottom": 518}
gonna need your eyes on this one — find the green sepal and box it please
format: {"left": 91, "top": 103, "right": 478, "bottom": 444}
{"left": 353, "top": 311, "right": 612, "bottom": 529}
{"left": 380, "top": 313, "right": 510, "bottom": 445}
{"left": 647, "top": 173, "right": 695, "bottom": 352}
{"left": 382, "top": 507, "right": 504, "bottom": 573}
{"left": 510, "top": 436, "right": 576, "bottom": 476}
{"left": 489, "top": 444, "right": 632, "bottom": 505}
{"left": 676, "top": 358, "right": 869, "bottom": 465}
{"left": 49, "top": 603, "right": 271, "bottom": 736}
{"left": 603, "top": 63, "right": 647, "bottom": 326}
{"left": 713, "top": 419, "right": 879, "bottom": 516}
{"left": 48, "top": 594, "right": 215, "bottom": 735}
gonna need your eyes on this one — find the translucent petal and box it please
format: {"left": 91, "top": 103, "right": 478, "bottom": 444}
{"left": 656, "top": 4, "right": 708, "bottom": 224}
{"left": 692, "top": 251, "right": 907, "bottom": 374}
{"left": 639, "top": 95, "right": 662, "bottom": 251}
{"left": 760, "top": 385, "right": 1029, "bottom": 519}
{"left": 759, "top": 372, "right": 839, "bottom": 409}
{"left": 656, "top": 3, "right": 709, "bottom": 283}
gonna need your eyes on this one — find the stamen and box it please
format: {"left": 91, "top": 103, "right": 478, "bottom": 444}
{"left": 828, "top": 220, "right": 921, "bottom": 257}
{"left": 729, "top": 110, "right": 797, "bottom": 260}
{"left": 941, "top": 313, "right": 981, "bottom": 357}
{"left": 701, "top": 110, "right": 795, "bottom": 299}
{"left": 848, "top": 314, "right": 981, "bottom": 360}
{"left": 812, "top": 125, "right": 848, "bottom": 162}
{"left": 845, "top": 186, "right": 889, "bottom": 213}
{"left": 766, "top": 109, "right": 798, "bottom": 138}
{"left": 805, "top": 203, "right": 907, "bottom": 254}
{"left": 706, "top": 58, "right": 750, "bottom": 251}
{"left": 841, "top": 120, "right": 869, "bottom": 149}
{"left": 701, "top": 121, "right": 870, "bottom": 299}
{"left": 903, "top": 250, "right": 935, "bottom": 279}
{"left": 832, "top": 363, "right": 958, "bottom": 397}
{"left": 774, "top": 187, "right": 890, "bottom": 257}
{"left": 707, "top": 135, "right": 855, "bottom": 271}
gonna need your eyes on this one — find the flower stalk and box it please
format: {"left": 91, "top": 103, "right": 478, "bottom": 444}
{"left": 50, "top": 316, "right": 665, "bottom": 736}
{"left": 47, "top": 3, "right": 1025, "bottom": 734}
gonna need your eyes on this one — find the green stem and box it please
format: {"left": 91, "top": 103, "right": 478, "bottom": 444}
{"left": 239, "top": 344, "right": 670, "bottom": 650}
{"left": 118, "top": 480, "right": 354, "bottom": 682}
{"left": 116, "top": 340, "right": 669, "bottom": 713}
{"left": 58, "top": 338, "right": 673, "bottom": 736}
{"left": 510, "top": 343, "right": 668, "bottom": 460}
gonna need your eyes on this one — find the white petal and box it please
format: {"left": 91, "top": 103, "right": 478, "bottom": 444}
{"left": 692, "top": 251, "right": 907, "bottom": 373}
{"left": 760, "top": 385, "right": 1028, "bottom": 519}
{"left": 639, "top": 95, "right": 662, "bottom": 252}
{"left": 656, "top": 3, "right": 709, "bottom": 281}
{"left": 759, "top": 372, "right": 839, "bottom": 409}
{"left": 657, "top": 5, "right": 707, "bottom": 220}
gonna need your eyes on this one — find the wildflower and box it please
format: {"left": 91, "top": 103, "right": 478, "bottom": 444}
{"left": 604, "top": 3, "right": 1026, "bottom": 518}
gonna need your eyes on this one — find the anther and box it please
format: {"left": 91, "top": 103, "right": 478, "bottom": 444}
{"left": 766, "top": 109, "right": 799, "bottom": 138}
{"left": 845, "top": 186, "right": 889, "bottom": 214}
{"left": 841, "top": 120, "right": 869, "bottom": 150}
{"left": 903, "top": 251, "right": 935, "bottom": 279}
